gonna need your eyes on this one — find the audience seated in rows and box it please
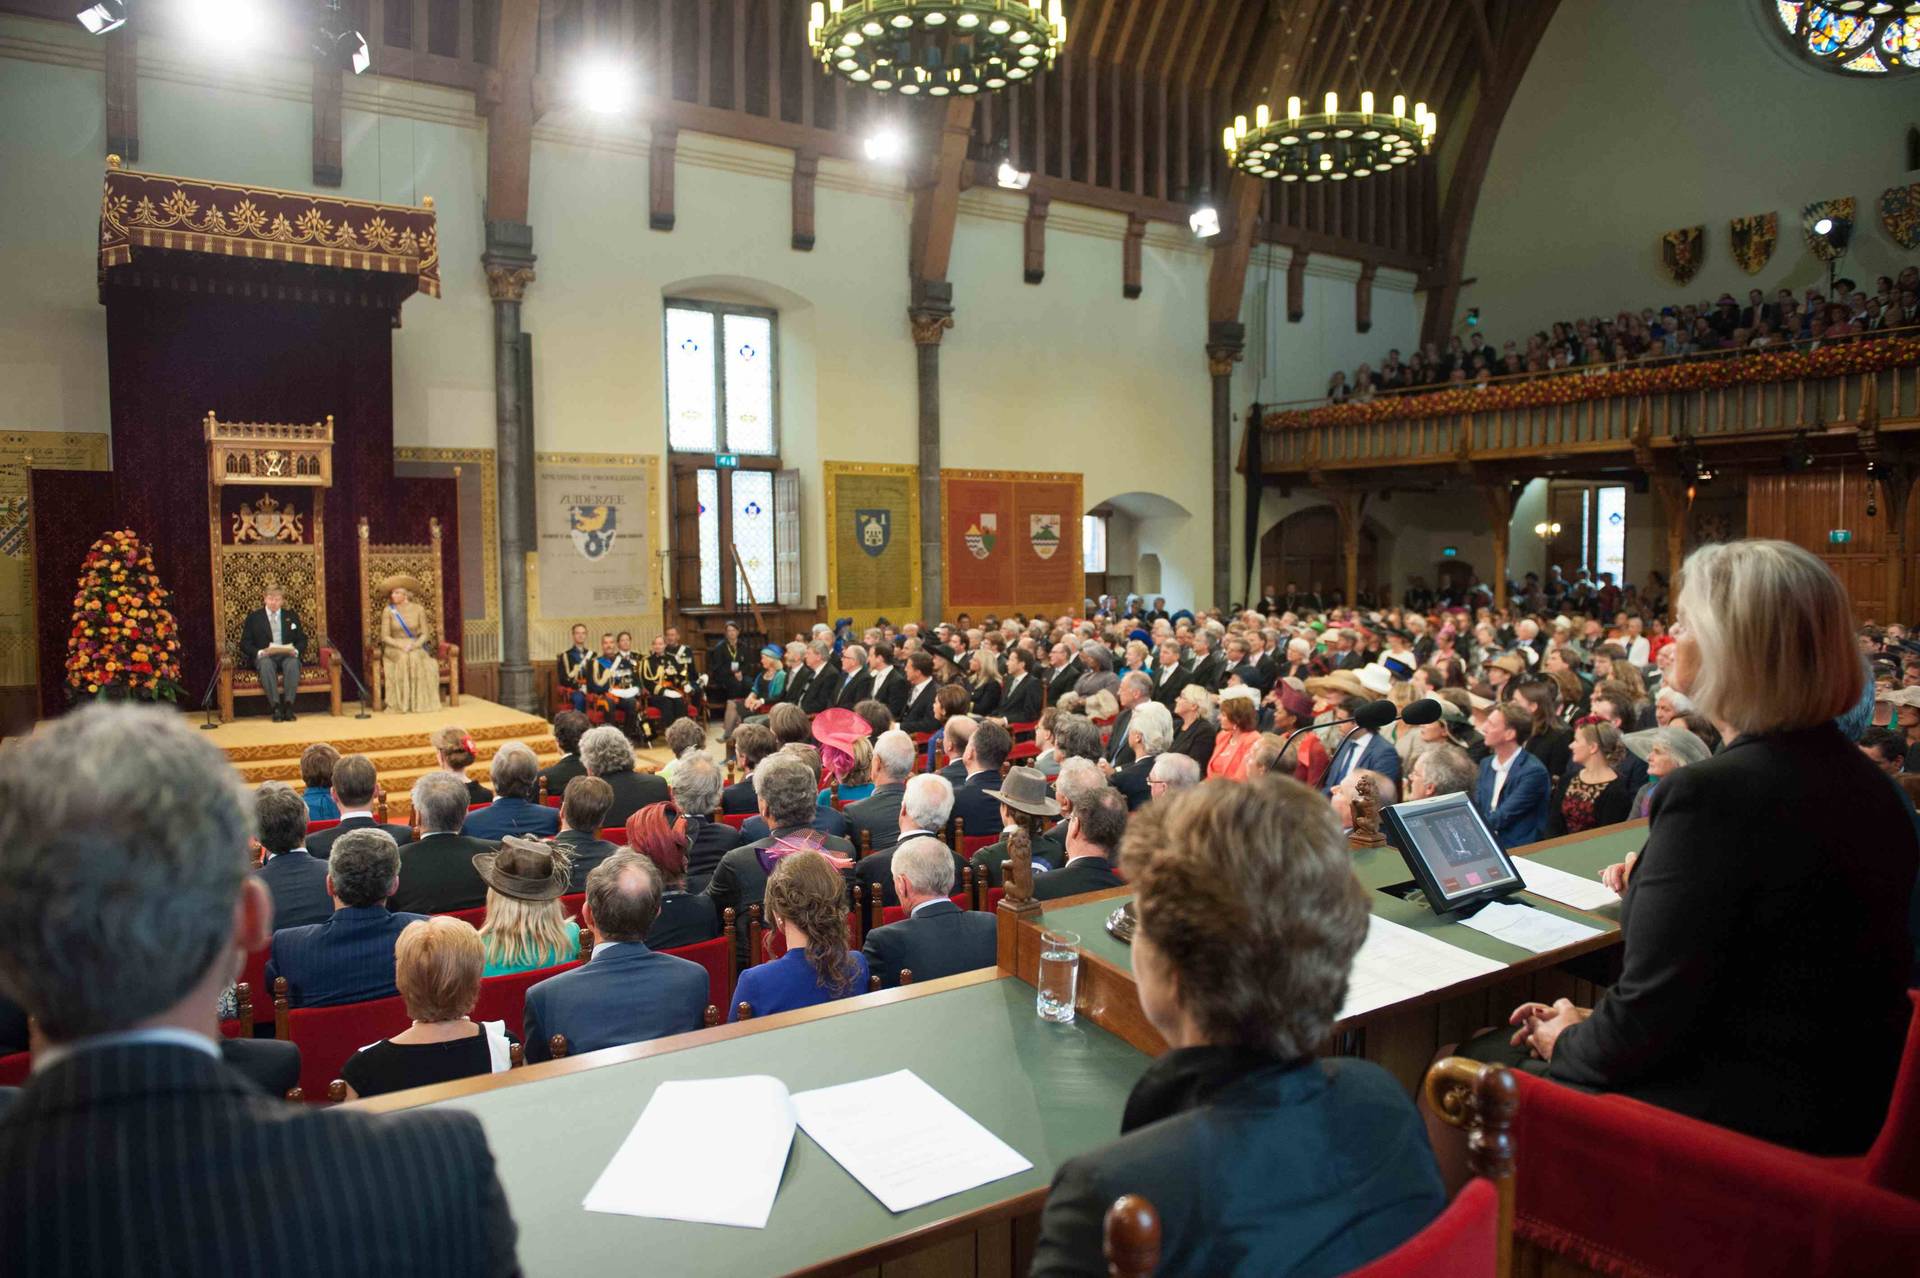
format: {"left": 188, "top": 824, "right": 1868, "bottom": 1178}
{"left": 462, "top": 742, "right": 558, "bottom": 841}
{"left": 392, "top": 771, "right": 495, "bottom": 914}
{"left": 1030, "top": 788, "right": 1128, "bottom": 902}
{"left": 267, "top": 829, "right": 425, "bottom": 1008}
{"left": 582, "top": 726, "right": 669, "bottom": 828}
{"left": 842, "top": 728, "right": 917, "bottom": 851}
{"left": 253, "top": 780, "right": 331, "bottom": 931}
{"left": 304, "top": 753, "right": 410, "bottom": 858}
{"left": 627, "top": 803, "right": 722, "bottom": 950}
{"left": 729, "top": 851, "right": 870, "bottom": 1020}
{"left": 861, "top": 837, "right": 997, "bottom": 989}
{"left": 721, "top": 722, "right": 778, "bottom": 814}
{"left": 551, "top": 775, "right": 619, "bottom": 893}
{"left": 707, "top": 753, "right": 856, "bottom": 956}
{"left": 341, "top": 916, "right": 513, "bottom": 1100}
{"left": 662, "top": 756, "right": 740, "bottom": 891}
{"left": 476, "top": 838, "right": 580, "bottom": 978}
{"left": 855, "top": 773, "right": 967, "bottom": 909}
{"left": 431, "top": 726, "right": 492, "bottom": 805}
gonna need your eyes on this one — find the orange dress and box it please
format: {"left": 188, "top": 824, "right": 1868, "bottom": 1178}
{"left": 1208, "top": 728, "right": 1260, "bottom": 781}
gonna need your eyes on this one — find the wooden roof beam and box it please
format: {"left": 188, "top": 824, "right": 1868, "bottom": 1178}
{"left": 909, "top": 98, "right": 979, "bottom": 284}
{"left": 484, "top": 0, "right": 542, "bottom": 226}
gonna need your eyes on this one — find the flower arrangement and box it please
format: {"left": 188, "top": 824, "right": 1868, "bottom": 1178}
{"left": 1264, "top": 334, "right": 1920, "bottom": 432}
{"left": 64, "top": 529, "right": 184, "bottom": 702}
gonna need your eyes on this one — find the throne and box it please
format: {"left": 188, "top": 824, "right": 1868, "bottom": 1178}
{"left": 359, "top": 516, "right": 460, "bottom": 712}
{"left": 208, "top": 413, "right": 342, "bottom": 722}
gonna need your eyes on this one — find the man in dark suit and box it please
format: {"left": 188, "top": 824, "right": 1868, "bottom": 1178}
{"left": 1320, "top": 719, "right": 1403, "bottom": 794}
{"left": 865, "top": 641, "right": 908, "bottom": 721}
{"left": 832, "top": 644, "right": 872, "bottom": 710}
{"left": 796, "top": 640, "right": 844, "bottom": 715}
{"left": 253, "top": 782, "right": 331, "bottom": 931}
{"left": 537, "top": 709, "right": 591, "bottom": 798}
{"left": 1032, "top": 787, "right": 1128, "bottom": 901}
{"left": 706, "top": 754, "right": 856, "bottom": 962}
{"left": 862, "top": 836, "right": 997, "bottom": 987}
{"left": 934, "top": 715, "right": 973, "bottom": 787}
{"left": 854, "top": 775, "right": 969, "bottom": 908}
{"left": 948, "top": 719, "right": 1012, "bottom": 841}
{"left": 304, "top": 754, "right": 411, "bottom": 859}
{"left": 581, "top": 725, "right": 670, "bottom": 827}
{"left": 556, "top": 623, "right": 593, "bottom": 713}
{"left": 898, "top": 651, "right": 941, "bottom": 735}
{"left": 390, "top": 772, "right": 495, "bottom": 914}
{"left": 999, "top": 646, "right": 1044, "bottom": 723}
{"left": 705, "top": 621, "right": 749, "bottom": 706}
{"left": 1472, "top": 703, "right": 1553, "bottom": 849}
{"left": 552, "top": 775, "right": 620, "bottom": 893}
{"left": 238, "top": 583, "right": 309, "bottom": 721}
{"left": 0, "top": 706, "right": 517, "bottom": 1276}
{"left": 720, "top": 724, "right": 778, "bottom": 815}
{"left": 1103, "top": 673, "right": 1152, "bottom": 768}
{"left": 1045, "top": 642, "right": 1083, "bottom": 707}
{"left": 463, "top": 741, "right": 560, "bottom": 840}
{"left": 844, "top": 729, "right": 916, "bottom": 853}
{"left": 266, "top": 829, "right": 427, "bottom": 1007}
{"left": 523, "top": 852, "right": 709, "bottom": 1063}
{"left": 1187, "top": 632, "right": 1226, "bottom": 692}
{"left": 1149, "top": 640, "right": 1191, "bottom": 709}
{"left": 1107, "top": 702, "right": 1174, "bottom": 811}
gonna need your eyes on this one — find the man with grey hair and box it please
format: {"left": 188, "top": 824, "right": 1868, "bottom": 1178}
{"left": 523, "top": 851, "right": 708, "bottom": 1063}
{"left": 834, "top": 642, "right": 871, "bottom": 709}
{"left": 1147, "top": 751, "right": 1201, "bottom": 804}
{"left": 1104, "top": 670, "right": 1154, "bottom": 768}
{"left": 1110, "top": 700, "right": 1174, "bottom": 810}
{"left": 1188, "top": 629, "right": 1225, "bottom": 691}
{"left": 669, "top": 755, "right": 741, "bottom": 889}
{"left": 265, "top": 827, "right": 427, "bottom": 1008}
{"left": 463, "top": 740, "right": 560, "bottom": 839}
{"left": 846, "top": 727, "right": 918, "bottom": 852}
{"left": 390, "top": 771, "right": 497, "bottom": 914}
{"left": 1403, "top": 743, "right": 1476, "bottom": 802}
{"left": 797, "top": 637, "right": 844, "bottom": 715}
{"left": 1051, "top": 713, "right": 1103, "bottom": 765}
{"left": 253, "top": 781, "right": 331, "bottom": 930}
{"left": 861, "top": 836, "right": 997, "bottom": 988}
{"left": 707, "top": 752, "right": 855, "bottom": 953}
{"left": 582, "top": 723, "right": 669, "bottom": 826}
{"left": 0, "top": 707, "right": 519, "bottom": 1272}
{"left": 857, "top": 773, "right": 966, "bottom": 907}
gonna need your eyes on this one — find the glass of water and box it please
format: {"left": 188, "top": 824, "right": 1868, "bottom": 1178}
{"left": 1036, "top": 929, "right": 1081, "bottom": 1023}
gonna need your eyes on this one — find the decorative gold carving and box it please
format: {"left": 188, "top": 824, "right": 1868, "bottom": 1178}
{"left": 486, "top": 265, "right": 536, "bottom": 302}
{"left": 1729, "top": 212, "right": 1777, "bottom": 275}
{"left": 1659, "top": 225, "right": 1704, "bottom": 285}
{"left": 1206, "top": 346, "right": 1243, "bottom": 378}
{"left": 207, "top": 413, "right": 334, "bottom": 488}
{"left": 909, "top": 310, "right": 954, "bottom": 345}
{"left": 231, "top": 494, "right": 305, "bottom": 544}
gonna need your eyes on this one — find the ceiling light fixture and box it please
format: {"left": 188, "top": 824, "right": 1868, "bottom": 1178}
{"left": 809, "top": 0, "right": 1065, "bottom": 98}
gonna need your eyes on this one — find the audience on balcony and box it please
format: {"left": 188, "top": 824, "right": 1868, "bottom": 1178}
{"left": 1326, "top": 263, "right": 1920, "bottom": 403}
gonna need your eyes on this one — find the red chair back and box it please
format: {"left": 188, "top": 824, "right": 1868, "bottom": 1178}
{"left": 241, "top": 942, "right": 273, "bottom": 1031}
{"left": 304, "top": 818, "right": 341, "bottom": 837}
{"left": 1346, "top": 1179, "right": 1498, "bottom": 1277}
{"left": 960, "top": 833, "right": 996, "bottom": 859}
{"left": 1862, "top": 989, "right": 1920, "bottom": 1197}
{"left": 877, "top": 894, "right": 969, "bottom": 928}
{"left": 470, "top": 959, "right": 584, "bottom": 1039}
{"left": 467, "top": 802, "right": 490, "bottom": 812}
{"left": 439, "top": 906, "right": 487, "bottom": 928}
{"left": 984, "top": 887, "right": 1006, "bottom": 912}
{"left": 718, "top": 813, "right": 752, "bottom": 830}
{"left": 542, "top": 796, "right": 563, "bottom": 809}
{"left": 0, "top": 1051, "right": 30, "bottom": 1087}
{"left": 283, "top": 993, "right": 414, "bottom": 1100}
{"left": 1006, "top": 741, "right": 1039, "bottom": 763}
{"left": 599, "top": 826, "right": 630, "bottom": 846}
{"left": 559, "top": 891, "right": 585, "bottom": 920}
{"left": 662, "top": 935, "right": 733, "bottom": 1012}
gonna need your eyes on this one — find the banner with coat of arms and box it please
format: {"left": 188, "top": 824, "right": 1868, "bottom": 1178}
{"left": 534, "top": 456, "right": 655, "bottom": 621}
{"left": 943, "top": 468, "right": 1082, "bottom": 616}
{"left": 824, "top": 461, "right": 920, "bottom": 627}
{"left": 1882, "top": 183, "right": 1920, "bottom": 251}
{"left": 1659, "top": 225, "right": 1704, "bottom": 285}
{"left": 1728, "top": 212, "right": 1777, "bottom": 275}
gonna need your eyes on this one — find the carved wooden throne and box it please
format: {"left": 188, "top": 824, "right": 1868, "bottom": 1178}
{"left": 359, "top": 515, "right": 460, "bottom": 712}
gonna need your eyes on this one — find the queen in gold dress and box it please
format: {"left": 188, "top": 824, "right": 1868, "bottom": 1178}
{"left": 379, "top": 575, "right": 440, "bottom": 714}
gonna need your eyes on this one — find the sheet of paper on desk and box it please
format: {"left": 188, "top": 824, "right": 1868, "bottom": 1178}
{"left": 1514, "top": 858, "right": 1620, "bottom": 912}
{"left": 1459, "top": 900, "right": 1607, "bottom": 954}
{"left": 792, "top": 1070, "right": 1032, "bottom": 1213}
{"left": 1339, "top": 915, "right": 1509, "bottom": 1021}
{"left": 583, "top": 1075, "right": 794, "bottom": 1228}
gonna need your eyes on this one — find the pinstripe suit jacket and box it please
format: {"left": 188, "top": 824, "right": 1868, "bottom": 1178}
{"left": 0, "top": 1043, "right": 518, "bottom": 1276}
{"left": 265, "top": 905, "right": 428, "bottom": 1008}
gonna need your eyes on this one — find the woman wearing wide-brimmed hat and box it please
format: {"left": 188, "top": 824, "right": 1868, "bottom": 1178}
{"left": 474, "top": 836, "right": 580, "bottom": 977}
{"left": 378, "top": 572, "right": 439, "bottom": 714}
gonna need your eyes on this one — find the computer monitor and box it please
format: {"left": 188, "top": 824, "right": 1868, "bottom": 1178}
{"left": 1382, "top": 790, "right": 1525, "bottom": 916}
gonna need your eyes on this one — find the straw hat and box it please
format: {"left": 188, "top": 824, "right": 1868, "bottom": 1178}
{"left": 1622, "top": 725, "right": 1712, "bottom": 767}
{"left": 1355, "top": 664, "right": 1393, "bottom": 696}
{"left": 1305, "top": 670, "right": 1368, "bottom": 701}
{"left": 982, "top": 765, "right": 1060, "bottom": 817}
{"left": 376, "top": 572, "right": 425, "bottom": 600}
{"left": 471, "top": 835, "right": 570, "bottom": 902}
{"left": 1486, "top": 652, "right": 1528, "bottom": 677}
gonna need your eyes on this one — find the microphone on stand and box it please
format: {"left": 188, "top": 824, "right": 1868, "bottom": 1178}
{"left": 1279, "top": 696, "right": 1445, "bottom": 762}
{"left": 198, "top": 642, "right": 237, "bottom": 730}
{"left": 321, "top": 634, "right": 376, "bottom": 720}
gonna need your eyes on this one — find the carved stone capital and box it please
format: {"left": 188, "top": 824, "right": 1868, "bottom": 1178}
{"left": 1206, "top": 346, "right": 1242, "bottom": 378}
{"left": 485, "top": 265, "right": 535, "bottom": 302}
{"left": 910, "top": 310, "right": 955, "bottom": 346}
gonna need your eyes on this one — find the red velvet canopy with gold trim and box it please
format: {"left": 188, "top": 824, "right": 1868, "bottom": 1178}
{"left": 97, "top": 157, "right": 439, "bottom": 305}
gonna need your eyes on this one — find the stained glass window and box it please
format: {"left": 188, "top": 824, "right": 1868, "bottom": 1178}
{"left": 1083, "top": 514, "right": 1109, "bottom": 574}
{"left": 1595, "top": 487, "right": 1627, "bottom": 587}
{"left": 731, "top": 469, "right": 776, "bottom": 606}
{"left": 1768, "top": 0, "right": 1919, "bottom": 76}
{"left": 696, "top": 468, "right": 722, "bottom": 607}
{"left": 665, "top": 307, "right": 718, "bottom": 452}
{"left": 723, "top": 313, "right": 776, "bottom": 455}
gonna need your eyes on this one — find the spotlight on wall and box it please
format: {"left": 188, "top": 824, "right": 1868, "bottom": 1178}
{"left": 576, "top": 57, "right": 637, "bottom": 114}
{"left": 313, "top": 1, "right": 370, "bottom": 74}
{"left": 995, "top": 158, "right": 1032, "bottom": 190}
{"left": 863, "top": 127, "right": 907, "bottom": 163}
{"left": 177, "top": 0, "right": 266, "bottom": 54}
{"left": 1188, "top": 204, "right": 1221, "bottom": 239}
{"left": 1813, "top": 216, "right": 1834, "bottom": 236}
{"left": 76, "top": 1, "right": 127, "bottom": 34}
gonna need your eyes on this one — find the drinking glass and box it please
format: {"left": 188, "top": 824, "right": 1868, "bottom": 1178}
{"left": 1036, "top": 929, "right": 1081, "bottom": 1023}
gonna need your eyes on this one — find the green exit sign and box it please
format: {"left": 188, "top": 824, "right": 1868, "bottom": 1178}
{"left": 716, "top": 453, "right": 740, "bottom": 469}
{"left": 1830, "top": 529, "right": 1852, "bottom": 544}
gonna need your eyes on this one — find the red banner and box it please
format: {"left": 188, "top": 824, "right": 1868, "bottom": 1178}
{"left": 942, "top": 470, "right": 1083, "bottom": 617}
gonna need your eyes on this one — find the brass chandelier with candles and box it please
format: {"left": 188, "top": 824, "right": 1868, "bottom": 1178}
{"left": 807, "top": 0, "right": 1067, "bottom": 97}
{"left": 1222, "top": 91, "right": 1436, "bottom": 183}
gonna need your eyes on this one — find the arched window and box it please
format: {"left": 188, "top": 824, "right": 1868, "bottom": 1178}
{"left": 1769, "top": 2, "right": 1920, "bottom": 76}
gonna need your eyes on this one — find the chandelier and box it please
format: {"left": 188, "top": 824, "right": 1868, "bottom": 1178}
{"left": 1223, "top": 92, "right": 1435, "bottom": 183}
{"left": 807, "top": 0, "right": 1067, "bottom": 97}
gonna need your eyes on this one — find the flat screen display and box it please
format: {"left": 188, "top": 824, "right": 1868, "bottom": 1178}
{"left": 1384, "top": 790, "right": 1523, "bottom": 909}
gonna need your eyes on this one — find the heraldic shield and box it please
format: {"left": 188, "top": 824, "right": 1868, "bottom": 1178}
{"left": 856, "top": 508, "right": 891, "bottom": 558}
{"left": 569, "top": 504, "right": 617, "bottom": 560}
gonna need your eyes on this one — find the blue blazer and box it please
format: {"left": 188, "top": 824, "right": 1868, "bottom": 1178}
{"left": 522, "top": 942, "right": 708, "bottom": 1063}
{"left": 461, "top": 795, "right": 560, "bottom": 841}
{"left": 1321, "top": 730, "right": 1403, "bottom": 793}
{"left": 255, "top": 850, "right": 332, "bottom": 932}
{"left": 729, "top": 947, "right": 871, "bottom": 1021}
{"left": 948, "top": 770, "right": 1006, "bottom": 842}
{"left": 265, "top": 905, "right": 428, "bottom": 1008}
{"left": 1473, "top": 750, "right": 1553, "bottom": 849}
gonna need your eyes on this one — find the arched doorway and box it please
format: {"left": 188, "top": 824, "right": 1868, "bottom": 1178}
{"left": 1260, "top": 507, "right": 1378, "bottom": 604}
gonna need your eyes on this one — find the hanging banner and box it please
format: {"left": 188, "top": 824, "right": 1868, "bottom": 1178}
{"left": 1728, "top": 211, "right": 1777, "bottom": 275}
{"left": 0, "top": 432, "right": 111, "bottom": 689}
{"left": 942, "top": 468, "right": 1083, "bottom": 618}
{"left": 533, "top": 454, "right": 656, "bottom": 625}
{"left": 825, "top": 461, "right": 920, "bottom": 627}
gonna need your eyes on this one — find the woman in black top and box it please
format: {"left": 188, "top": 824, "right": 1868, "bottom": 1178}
{"left": 340, "top": 917, "right": 511, "bottom": 1100}
{"left": 1169, "top": 685, "right": 1219, "bottom": 769}
{"left": 629, "top": 803, "right": 722, "bottom": 951}
{"left": 1511, "top": 679, "right": 1573, "bottom": 779}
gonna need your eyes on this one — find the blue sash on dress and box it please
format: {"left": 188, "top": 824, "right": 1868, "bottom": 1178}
{"left": 388, "top": 606, "right": 417, "bottom": 639}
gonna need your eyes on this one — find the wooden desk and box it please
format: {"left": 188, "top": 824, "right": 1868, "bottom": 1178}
{"left": 362, "top": 971, "right": 1150, "bottom": 1276}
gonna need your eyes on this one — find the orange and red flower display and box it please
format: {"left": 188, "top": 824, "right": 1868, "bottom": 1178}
{"left": 64, "top": 529, "right": 184, "bottom": 702}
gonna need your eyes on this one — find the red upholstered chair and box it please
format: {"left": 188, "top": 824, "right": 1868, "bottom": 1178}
{"left": 718, "top": 813, "right": 752, "bottom": 831}
{"left": 240, "top": 942, "right": 273, "bottom": 1033}
{"left": 559, "top": 891, "right": 585, "bottom": 920}
{"left": 959, "top": 832, "right": 997, "bottom": 859}
{"left": 273, "top": 980, "right": 413, "bottom": 1102}
{"left": 1347, "top": 1180, "right": 1499, "bottom": 1278}
{"left": 1006, "top": 721, "right": 1039, "bottom": 743}
{"left": 304, "top": 818, "right": 341, "bottom": 838}
{"left": 0, "top": 1052, "right": 31, "bottom": 1087}
{"left": 599, "top": 826, "right": 630, "bottom": 847}
{"left": 983, "top": 887, "right": 1006, "bottom": 913}
{"left": 467, "top": 802, "right": 490, "bottom": 813}
{"left": 470, "top": 958, "right": 584, "bottom": 1040}
{"left": 1509, "top": 995, "right": 1920, "bottom": 1276}
{"left": 439, "top": 906, "right": 487, "bottom": 928}
{"left": 662, "top": 921, "right": 736, "bottom": 1013}
{"left": 542, "top": 796, "right": 564, "bottom": 810}
{"left": 1006, "top": 740, "right": 1040, "bottom": 764}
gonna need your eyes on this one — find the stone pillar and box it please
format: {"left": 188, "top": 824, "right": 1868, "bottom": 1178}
{"left": 1206, "top": 321, "right": 1246, "bottom": 612}
{"left": 910, "top": 279, "right": 954, "bottom": 624}
{"left": 1480, "top": 479, "right": 1514, "bottom": 613}
{"left": 485, "top": 220, "right": 537, "bottom": 713}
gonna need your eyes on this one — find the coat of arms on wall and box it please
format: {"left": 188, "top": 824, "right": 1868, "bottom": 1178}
{"left": 1728, "top": 212, "right": 1777, "bottom": 275}
{"left": 1659, "top": 226, "right": 1704, "bottom": 285}
{"left": 1881, "top": 183, "right": 1920, "bottom": 251}
{"left": 1029, "top": 514, "right": 1062, "bottom": 560}
{"left": 855, "top": 508, "right": 891, "bottom": 558}
{"left": 965, "top": 513, "right": 997, "bottom": 560}
{"left": 1803, "top": 197, "right": 1855, "bottom": 261}
{"left": 568, "top": 504, "right": 617, "bottom": 560}
{"left": 231, "top": 493, "right": 304, "bottom": 543}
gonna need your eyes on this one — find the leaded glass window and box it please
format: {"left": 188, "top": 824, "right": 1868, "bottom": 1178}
{"left": 731, "top": 469, "right": 776, "bottom": 606}
{"left": 1769, "top": 1, "right": 1920, "bottom": 75}
{"left": 722, "top": 314, "right": 776, "bottom": 456}
{"left": 666, "top": 307, "right": 718, "bottom": 452}
{"left": 664, "top": 300, "right": 778, "bottom": 455}
{"left": 696, "top": 468, "right": 722, "bottom": 607}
